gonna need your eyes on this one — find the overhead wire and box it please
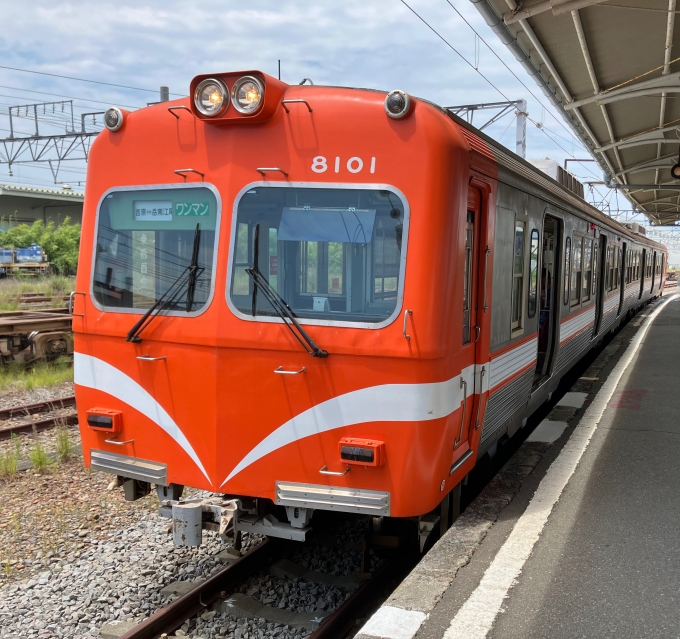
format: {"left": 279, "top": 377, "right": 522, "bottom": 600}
{"left": 0, "top": 84, "right": 141, "bottom": 110}
{"left": 443, "top": 0, "right": 589, "bottom": 154}
{"left": 399, "top": 0, "right": 511, "bottom": 101}
{"left": 0, "top": 64, "right": 183, "bottom": 97}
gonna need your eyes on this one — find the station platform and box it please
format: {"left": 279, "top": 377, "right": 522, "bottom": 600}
{"left": 357, "top": 291, "right": 679, "bottom": 639}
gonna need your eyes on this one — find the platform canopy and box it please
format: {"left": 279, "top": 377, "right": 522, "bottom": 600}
{"left": 471, "top": 0, "right": 680, "bottom": 225}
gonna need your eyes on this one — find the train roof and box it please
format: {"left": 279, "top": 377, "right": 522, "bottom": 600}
{"left": 437, "top": 103, "right": 666, "bottom": 252}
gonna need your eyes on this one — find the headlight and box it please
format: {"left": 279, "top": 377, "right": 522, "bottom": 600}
{"left": 104, "top": 107, "right": 124, "bottom": 131}
{"left": 384, "top": 90, "right": 412, "bottom": 119}
{"left": 194, "top": 78, "right": 229, "bottom": 117}
{"left": 231, "top": 76, "right": 264, "bottom": 114}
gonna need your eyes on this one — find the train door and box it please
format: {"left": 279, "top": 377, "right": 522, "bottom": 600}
{"left": 651, "top": 251, "right": 657, "bottom": 292}
{"left": 593, "top": 233, "right": 607, "bottom": 336}
{"left": 639, "top": 249, "right": 646, "bottom": 299}
{"left": 533, "top": 214, "right": 559, "bottom": 386}
{"left": 453, "top": 187, "right": 481, "bottom": 458}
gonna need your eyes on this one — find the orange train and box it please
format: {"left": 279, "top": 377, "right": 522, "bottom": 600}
{"left": 73, "top": 70, "right": 667, "bottom": 546}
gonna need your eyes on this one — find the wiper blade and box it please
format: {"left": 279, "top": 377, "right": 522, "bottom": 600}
{"left": 246, "top": 224, "right": 328, "bottom": 358}
{"left": 185, "top": 224, "right": 204, "bottom": 312}
{"left": 126, "top": 224, "right": 203, "bottom": 343}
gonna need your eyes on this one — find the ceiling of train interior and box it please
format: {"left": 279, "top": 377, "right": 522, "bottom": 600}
{"left": 472, "top": 0, "right": 680, "bottom": 226}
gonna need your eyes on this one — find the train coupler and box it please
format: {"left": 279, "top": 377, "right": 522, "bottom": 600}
{"left": 158, "top": 497, "right": 311, "bottom": 546}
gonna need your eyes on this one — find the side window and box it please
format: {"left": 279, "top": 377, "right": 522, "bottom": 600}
{"left": 571, "top": 236, "right": 583, "bottom": 306}
{"left": 582, "top": 238, "right": 593, "bottom": 302}
{"left": 511, "top": 222, "right": 525, "bottom": 332}
{"left": 528, "top": 229, "right": 539, "bottom": 318}
{"left": 462, "top": 211, "right": 474, "bottom": 344}
{"left": 564, "top": 237, "right": 571, "bottom": 305}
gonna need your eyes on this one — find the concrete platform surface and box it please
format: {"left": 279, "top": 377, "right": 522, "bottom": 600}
{"left": 357, "top": 294, "right": 679, "bottom": 639}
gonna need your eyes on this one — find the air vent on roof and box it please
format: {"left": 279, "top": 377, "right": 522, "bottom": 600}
{"left": 623, "top": 223, "right": 646, "bottom": 236}
{"left": 528, "top": 158, "right": 585, "bottom": 200}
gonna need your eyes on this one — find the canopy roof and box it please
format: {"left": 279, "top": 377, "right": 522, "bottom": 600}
{"left": 472, "top": 0, "right": 680, "bottom": 225}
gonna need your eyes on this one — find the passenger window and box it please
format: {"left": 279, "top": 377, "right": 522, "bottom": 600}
{"left": 564, "top": 237, "right": 571, "bottom": 305}
{"left": 571, "top": 236, "right": 583, "bottom": 306}
{"left": 606, "top": 245, "right": 611, "bottom": 290}
{"left": 511, "top": 222, "right": 525, "bottom": 332}
{"left": 528, "top": 230, "right": 539, "bottom": 319}
{"left": 582, "top": 238, "right": 593, "bottom": 301}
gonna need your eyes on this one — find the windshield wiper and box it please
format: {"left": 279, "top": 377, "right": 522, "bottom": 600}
{"left": 246, "top": 224, "right": 328, "bottom": 358}
{"left": 126, "top": 224, "right": 203, "bottom": 343}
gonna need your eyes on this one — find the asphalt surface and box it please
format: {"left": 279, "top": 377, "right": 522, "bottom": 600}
{"left": 487, "top": 295, "right": 680, "bottom": 638}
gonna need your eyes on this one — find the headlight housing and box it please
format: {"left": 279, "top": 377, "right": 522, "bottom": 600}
{"left": 231, "top": 76, "right": 264, "bottom": 114}
{"left": 104, "top": 107, "right": 124, "bottom": 131}
{"left": 384, "top": 90, "right": 412, "bottom": 119}
{"left": 194, "top": 78, "right": 229, "bottom": 117}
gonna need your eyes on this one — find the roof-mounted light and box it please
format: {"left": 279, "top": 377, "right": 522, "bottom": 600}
{"left": 385, "top": 90, "right": 413, "bottom": 120}
{"left": 194, "top": 78, "right": 229, "bottom": 117}
{"left": 231, "top": 76, "right": 264, "bottom": 114}
{"left": 104, "top": 107, "right": 124, "bottom": 131}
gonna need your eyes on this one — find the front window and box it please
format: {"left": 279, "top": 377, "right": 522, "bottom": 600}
{"left": 229, "top": 186, "right": 407, "bottom": 325}
{"left": 93, "top": 186, "right": 219, "bottom": 311}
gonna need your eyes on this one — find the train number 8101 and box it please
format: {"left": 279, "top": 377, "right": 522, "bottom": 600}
{"left": 311, "top": 156, "right": 377, "bottom": 174}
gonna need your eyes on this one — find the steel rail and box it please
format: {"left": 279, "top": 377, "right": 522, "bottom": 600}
{"left": 0, "top": 411, "right": 78, "bottom": 439}
{"left": 120, "top": 539, "right": 283, "bottom": 639}
{"left": 310, "top": 554, "right": 415, "bottom": 639}
{"left": 0, "top": 395, "right": 75, "bottom": 421}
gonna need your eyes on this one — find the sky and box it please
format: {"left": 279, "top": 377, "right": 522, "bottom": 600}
{"left": 0, "top": 0, "right": 654, "bottom": 233}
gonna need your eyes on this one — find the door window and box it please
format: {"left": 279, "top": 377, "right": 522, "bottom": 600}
{"left": 528, "top": 229, "right": 539, "bottom": 318}
{"left": 571, "top": 236, "right": 582, "bottom": 306}
{"left": 462, "top": 211, "right": 474, "bottom": 344}
{"left": 511, "top": 222, "right": 525, "bottom": 332}
{"left": 564, "top": 237, "right": 571, "bottom": 305}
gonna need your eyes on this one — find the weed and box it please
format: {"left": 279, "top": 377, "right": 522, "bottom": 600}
{"left": 2, "top": 560, "right": 12, "bottom": 577}
{"left": 56, "top": 424, "right": 73, "bottom": 462}
{"left": 0, "top": 357, "right": 73, "bottom": 392}
{"left": 28, "top": 442, "right": 52, "bottom": 473}
{"left": 0, "top": 450, "right": 18, "bottom": 478}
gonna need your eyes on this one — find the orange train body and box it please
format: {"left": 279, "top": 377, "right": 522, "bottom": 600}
{"left": 73, "top": 71, "right": 667, "bottom": 532}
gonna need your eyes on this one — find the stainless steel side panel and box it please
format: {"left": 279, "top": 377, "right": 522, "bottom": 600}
{"left": 90, "top": 449, "right": 168, "bottom": 486}
{"left": 276, "top": 481, "right": 390, "bottom": 516}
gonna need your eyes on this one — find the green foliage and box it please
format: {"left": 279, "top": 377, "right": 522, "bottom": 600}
{"left": 0, "top": 357, "right": 73, "bottom": 392}
{"left": 0, "top": 449, "right": 18, "bottom": 479}
{"left": 28, "top": 442, "right": 52, "bottom": 473}
{"left": 56, "top": 424, "right": 74, "bottom": 462}
{"left": 0, "top": 218, "right": 81, "bottom": 275}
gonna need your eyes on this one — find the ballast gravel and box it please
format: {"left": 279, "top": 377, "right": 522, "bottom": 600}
{"left": 0, "top": 422, "right": 262, "bottom": 639}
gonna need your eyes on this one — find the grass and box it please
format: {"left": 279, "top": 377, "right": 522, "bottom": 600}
{"left": 0, "top": 450, "right": 18, "bottom": 479}
{"left": 0, "top": 275, "right": 74, "bottom": 311}
{"left": 55, "top": 423, "right": 74, "bottom": 462}
{"left": 28, "top": 442, "right": 52, "bottom": 474}
{"left": 0, "top": 356, "right": 73, "bottom": 392}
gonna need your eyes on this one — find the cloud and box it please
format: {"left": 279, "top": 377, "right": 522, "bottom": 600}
{"left": 0, "top": 0, "right": 607, "bottom": 193}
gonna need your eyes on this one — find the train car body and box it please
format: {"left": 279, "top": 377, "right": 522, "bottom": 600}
{"left": 0, "top": 243, "right": 49, "bottom": 277}
{"left": 73, "top": 71, "right": 667, "bottom": 544}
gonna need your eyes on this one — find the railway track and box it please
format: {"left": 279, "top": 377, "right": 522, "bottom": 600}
{"left": 0, "top": 395, "right": 77, "bottom": 439}
{"left": 119, "top": 535, "right": 411, "bottom": 639}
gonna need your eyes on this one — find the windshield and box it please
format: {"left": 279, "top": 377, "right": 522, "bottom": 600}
{"left": 229, "top": 186, "right": 407, "bottom": 325}
{"left": 93, "top": 186, "right": 218, "bottom": 312}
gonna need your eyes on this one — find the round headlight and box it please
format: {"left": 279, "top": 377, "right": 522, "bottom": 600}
{"left": 231, "top": 76, "right": 264, "bottom": 114}
{"left": 194, "top": 78, "right": 229, "bottom": 117}
{"left": 104, "top": 107, "right": 124, "bottom": 131}
{"left": 671, "top": 163, "right": 680, "bottom": 180}
{"left": 384, "top": 90, "right": 412, "bottom": 119}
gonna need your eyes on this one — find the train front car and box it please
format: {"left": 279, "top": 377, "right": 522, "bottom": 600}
{"left": 73, "top": 71, "right": 484, "bottom": 547}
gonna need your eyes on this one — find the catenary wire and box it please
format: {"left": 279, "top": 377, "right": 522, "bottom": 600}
{"left": 400, "top": 0, "right": 511, "bottom": 101}
{"left": 0, "top": 65, "right": 184, "bottom": 97}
